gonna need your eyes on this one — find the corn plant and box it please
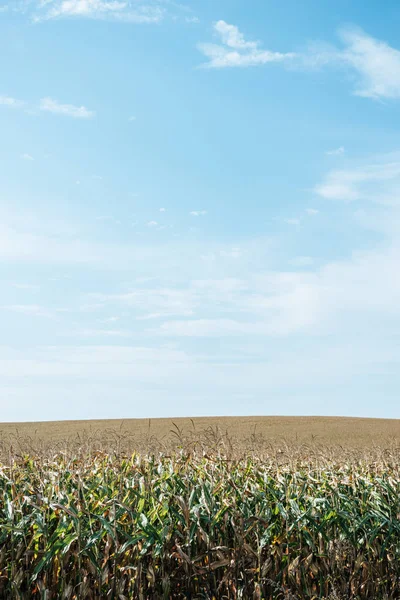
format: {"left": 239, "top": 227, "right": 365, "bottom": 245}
{"left": 0, "top": 448, "right": 400, "bottom": 599}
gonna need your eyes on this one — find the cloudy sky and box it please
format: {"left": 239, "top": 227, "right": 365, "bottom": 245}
{"left": 1, "top": 0, "right": 400, "bottom": 421}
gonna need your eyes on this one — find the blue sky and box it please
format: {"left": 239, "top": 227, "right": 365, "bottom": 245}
{"left": 1, "top": 0, "right": 400, "bottom": 421}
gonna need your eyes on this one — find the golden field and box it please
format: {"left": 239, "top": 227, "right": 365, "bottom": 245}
{"left": 0, "top": 415, "right": 399, "bottom": 457}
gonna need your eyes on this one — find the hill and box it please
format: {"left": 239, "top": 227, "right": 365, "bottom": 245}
{"left": 0, "top": 415, "right": 399, "bottom": 450}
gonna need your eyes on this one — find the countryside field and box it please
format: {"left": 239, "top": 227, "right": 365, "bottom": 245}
{"left": 1, "top": 415, "right": 399, "bottom": 456}
{"left": 0, "top": 416, "right": 400, "bottom": 599}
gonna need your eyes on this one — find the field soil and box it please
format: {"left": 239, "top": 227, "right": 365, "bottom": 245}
{"left": 0, "top": 415, "right": 399, "bottom": 448}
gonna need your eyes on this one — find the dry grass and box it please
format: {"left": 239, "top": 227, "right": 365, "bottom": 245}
{"left": 0, "top": 416, "right": 399, "bottom": 459}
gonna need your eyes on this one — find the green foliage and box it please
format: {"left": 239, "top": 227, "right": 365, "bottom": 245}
{"left": 0, "top": 452, "right": 400, "bottom": 598}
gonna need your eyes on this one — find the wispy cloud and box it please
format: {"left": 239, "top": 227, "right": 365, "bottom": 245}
{"left": 0, "top": 94, "right": 95, "bottom": 118}
{"left": 32, "top": 0, "right": 164, "bottom": 23}
{"left": 190, "top": 210, "right": 207, "bottom": 216}
{"left": 338, "top": 26, "right": 400, "bottom": 99}
{"left": 198, "top": 20, "right": 296, "bottom": 68}
{"left": 0, "top": 345, "right": 191, "bottom": 381}
{"left": 92, "top": 287, "right": 196, "bottom": 319}
{"left": 11, "top": 282, "right": 40, "bottom": 292}
{"left": 11, "top": 283, "right": 40, "bottom": 291}
{"left": 21, "top": 153, "right": 34, "bottom": 161}
{"left": 198, "top": 24, "right": 400, "bottom": 101}
{"left": 220, "top": 247, "right": 242, "bottom": 258}
{"left": 290, "top": 256, "right": 315, "bottom": 267}
{"left": 78, "top": 328, "right": 131, "bottom": 338}
{"left": 2, "top": 304, "right": 51, "bottom": 317}
{"left": 0, "top": 203, "right": 271, "bottom": 274}
{"left": 306, "top": 208, "right": 319, "bottom": 215}
{"left": 315, "top": 158, "right": 400, "bottom": 203}
{"left": 0, "top": 95, "right": 25, "bottom": 108}
{"left": 326, "top": 146, "right": 345, "bottom": 156}
{"left": 4, "top": 149, "right": 400, "bottom": 350}
{"left": 159, "top": 318, "right": 256, "bottom": 337}
{"left": 150, "top": 238, "right": 400, "bottom": 339}
{"left": 305, "top": 27, "right": 400, "bottom": 100}
{"left": 39, "top": 97, "right": 95, "bottom": 118}
{"left": 2, "top": 147, "right": 400, "bottom": 418}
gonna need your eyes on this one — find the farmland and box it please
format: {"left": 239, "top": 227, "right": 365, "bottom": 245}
{"left": 0, "top": 415, "right": 399, "bottom": 456}
{"left": 0, "top": 417, "right": 399, "bottom": 599}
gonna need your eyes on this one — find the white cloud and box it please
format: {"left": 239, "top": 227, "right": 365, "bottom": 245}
{"left": 198, "top": 20, "right": 296, "bottom": 68}
{"left": 159, "top": 318, "right": 257, "bottom": 337}
{"left": 136, "top": 312, "right": 163, "bottom": 320}
{"left": 326, "top": 146, "right": 345, "bottom": 156}
{"left": 306, "top": 208, "right": 319, "bottom": 215}
{"left": 315, "top": 180, "right": 359, "bottom": 202}
{"left": 40, "top": 98, "right": 95, "bottom": 119}
{"left": 0, "top": 95, "right": 24, "bottom": 108}
{"left": 78, "top": 328, "right": 131, "bottom": 338}
{"left": 91, "top": 274, "right": 325, "bottom": 338}
{"left": 338, "top": 27, "right": 400, "bottom": 99}
{"left": 93, "top": 287, "right": 196, "bottom": 318}
{"left": 159, "top": 207, "right": 166, "bottom": 212}
{"left": 147, "top": 220, "right": 158, "bottom": 227}
{"left": 21, "top": 153, "right": 34, "bottom": 161}
{"left": 2, "top": 304, "right": 51, "bottom": 317}
{"left": 148, "top": 238, "right": 400, "bottom": 339}
{"left": 307, "top": 27, "right": 400, "bottom": 100}
{"left": 0, "top": 345, "right": 191, "bottom": 379}
{"left": 55, "top": 0, "right": 128, "bottom": 16}
{"left": 2, "top": 149, "right": 400, "bottom": 419}
{"left": 315, "top": 158, "right": 400, "bottom": 203}
{"left": 285, "top": 218, "right": 301, "bottom": 225}
{"left": 77, "top": 154, "right": 400, "bottom": 343}
{"left": 190, "top": 210, "right": 207, "bottom": 216}
{"left": 0, "top": 204, "right": 272, "bottom": 275}
{"left": 32, "top": 0, "right": 165, "bottom": 23}
{"left": 1, "top": 94, "right": 95, "bottom": 118}
{"left": 11, "top": 283, "right": 39, "bottom": 291}
{"left": 290, "top": 256, "right": 314, "bottom": 267}
{"left": 213, "top": 20, "right": 259, "bottom": 50}
{"left": 3, "top": 149, "right": 400, "bottom": 352}
{"left": 39, "top": 97, "right": 94, "bottom": 118}
{"left": 220, "top": 247, "right": 242, "bottom": 258}
{"left": 198, "top": 24, "right": 400, "bottom": 101}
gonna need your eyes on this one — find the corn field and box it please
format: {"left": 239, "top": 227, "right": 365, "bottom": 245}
{"left": 1, "top": 441, "right": 400, "bottom": 599}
